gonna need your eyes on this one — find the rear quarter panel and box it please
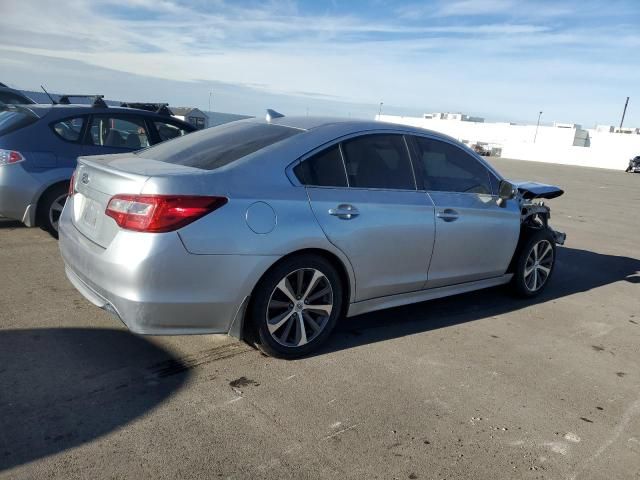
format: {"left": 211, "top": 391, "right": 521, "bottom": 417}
{"left": 153, "top": 167, "right": 357, "bottom": 302}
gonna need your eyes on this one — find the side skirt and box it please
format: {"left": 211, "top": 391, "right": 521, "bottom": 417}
{"left": 347, "top": 274, "right": 513, "bottom": 318}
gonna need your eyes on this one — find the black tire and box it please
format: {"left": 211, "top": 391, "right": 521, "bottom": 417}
{"left": 248, "top": 254, "right": 343, "bottom": 359}
{"left": 37, "top": 184, "right": 68, "bottom": 239}
{"left": 511, "top": 228, "right": 556, "bottom": 298}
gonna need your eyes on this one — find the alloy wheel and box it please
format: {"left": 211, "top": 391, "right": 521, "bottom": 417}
{"left": 523, "top": 239, "right": 553, "bottom": 292}
{"left": 266, "top": 268, "right": 334, "bottom": 347}
{"left": 49, "top": 193, "right": 68, "bottom": 232}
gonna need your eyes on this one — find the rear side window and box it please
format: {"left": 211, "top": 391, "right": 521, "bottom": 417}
{"left": 154, "top": 121, "right": 190, "bottom": 142}
{"left": 341, "top": 134, "right": 415, "bottom": 190}
{"left": 88, "top": 115, "right": 150, "bottom": 149}
{"left": 413, "top": 137, "right": 491, "bottom": 194}
{"left": 0, "top": 108, "right": 38, "bottom": 137}
{"left": 52, "top": 117, "right": 85, "bottom": 142}
{"left": 294, "top": 145, "right": 347, "bottom": 187}
{"left": 136, "top": 122, "right": 301, "bottom": 170}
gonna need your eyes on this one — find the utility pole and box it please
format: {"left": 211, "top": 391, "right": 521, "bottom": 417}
{"left": 619, "top": 96, "right": 630, "bottom": 130}
{"left": 207, "top": 92, "right": 213, "bottom": 128}
{"left": 534, "top": 111, "right": 543, "bottom": 143}
{"left": 378, "top": 102, "right": 383, "bottom": 118}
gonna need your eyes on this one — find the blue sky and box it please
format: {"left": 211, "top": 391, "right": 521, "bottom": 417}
{"left": 0, "top": 0, "right": 638, "bottom": 126}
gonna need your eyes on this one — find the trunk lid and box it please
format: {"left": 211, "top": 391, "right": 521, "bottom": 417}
{"left": 70, "top": 153, "right": 211, "bottom": 247}
{"left": 71, "top": 155, "right": 151, "bottom": 247}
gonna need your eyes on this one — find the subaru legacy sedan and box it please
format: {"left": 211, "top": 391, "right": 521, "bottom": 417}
{"left": 59, "top": 115, "right": 565, "bottom": 358}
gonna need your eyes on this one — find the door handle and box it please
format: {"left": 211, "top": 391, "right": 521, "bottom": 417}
{"left": 436, "top": 208, "right": 459, "bottom": 222}
{"left": 328, "top": 204, "right": 359, "bottom": 220}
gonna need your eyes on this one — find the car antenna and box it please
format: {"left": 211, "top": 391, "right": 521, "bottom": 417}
{"left": 41, "top": 85, "right": 57, "bottom": 105}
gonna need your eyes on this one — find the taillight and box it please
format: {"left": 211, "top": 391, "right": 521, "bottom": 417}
{"left": 105, "top": 194, "right": 228, "bottom": 233}
{"left": 68, "top": 172, "right": 76, "bottom": 196}
{"left": 0, "top": 149, "right": 25, "bottom": 166}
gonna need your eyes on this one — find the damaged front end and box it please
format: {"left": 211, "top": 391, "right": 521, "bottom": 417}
{"left": 511, "top": 181, "right": 567, "bottom": 245}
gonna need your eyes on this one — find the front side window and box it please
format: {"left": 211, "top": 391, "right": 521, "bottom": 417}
{"left": 413, "top": 137, "right": 491, "bottom": 194}
{"left": 154, "top": 121, "right": 190, "bottom": 142}
{"left": 88, "top": 116, "right": 150, "bottom": 149}
{"left": 52, "top": 117, "right": 85, "bottom": 142}
{"left": 341, "top": 134, "right": 415, "bottom": 190}
{"left": 136, "top": 121, "right": 301, "bottom": 170}
{"left": 294, "top": 145, "right": 347, "bottom": 187}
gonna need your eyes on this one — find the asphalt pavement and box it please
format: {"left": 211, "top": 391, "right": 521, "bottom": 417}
{"left": 1, "top": 158, "right": 639, "bottom": 479}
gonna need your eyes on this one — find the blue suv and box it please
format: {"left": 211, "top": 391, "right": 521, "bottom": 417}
{"left": 0, "top": 96, "right": 195, "bottom": 237}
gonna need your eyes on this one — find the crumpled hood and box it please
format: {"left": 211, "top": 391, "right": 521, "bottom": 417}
{"left": 510, "top": 181, "right": 564, "bottom": 200}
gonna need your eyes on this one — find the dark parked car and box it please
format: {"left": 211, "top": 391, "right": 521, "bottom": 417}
{"left": 0, "top": 96, "right": 195, "bottom": 236}
{"left": 625, "top": 155, "right": 640, "bottom": 173}
{"left": 0, "top": 82, "right": 35, "bottom": 105}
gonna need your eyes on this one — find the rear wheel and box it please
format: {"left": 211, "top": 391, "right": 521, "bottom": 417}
{"left": 37, "top": 184, "right": 68, "bottom": 239}
{"left": 511, "top": 228, "right": 556, "bottom": 297}
{"left": 249, "top": 255, "right": 343, "bottom": 358}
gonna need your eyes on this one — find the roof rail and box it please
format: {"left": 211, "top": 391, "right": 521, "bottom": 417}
{"left": 58, "top": 94, "right": 107, "bottom": 108}
{"left": 120, "top": 102, "right": 174, "bottom": 116}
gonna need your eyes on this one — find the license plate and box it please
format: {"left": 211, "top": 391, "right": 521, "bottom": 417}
{"left": 81, "top": 198, "right": 99, "bottom": 229}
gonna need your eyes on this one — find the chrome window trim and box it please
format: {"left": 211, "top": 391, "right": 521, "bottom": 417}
{"left": 337, "top": 142, "right": 351, "bottom": 188}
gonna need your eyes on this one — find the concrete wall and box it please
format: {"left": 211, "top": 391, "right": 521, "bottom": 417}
{"left": 378, "top": 114, "right": 640, "bottom": 171}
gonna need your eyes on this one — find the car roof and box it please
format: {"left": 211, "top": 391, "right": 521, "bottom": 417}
{"left": 13, "top": 103, "right": 195, "bottom": 126}
{"left": 262, "top": 115, "right": 461, "bottom": 142}
{"left": 24, "top": 103, "right": 168, "bottom": 114}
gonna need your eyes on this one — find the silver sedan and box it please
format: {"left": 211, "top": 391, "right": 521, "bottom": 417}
{"left": 59, "top": 114, "right": 565, "bottom": 358}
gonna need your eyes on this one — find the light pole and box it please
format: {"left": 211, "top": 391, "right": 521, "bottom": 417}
{"left": 534, "top": 111, "right": 543, "bottom": 143}
{"left": 208, "top": 91, "right": 213, "bottom": 113}
{"left": 378, "top": 102, "right": 383, "bottom": 118}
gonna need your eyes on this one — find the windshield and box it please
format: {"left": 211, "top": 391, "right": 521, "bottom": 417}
{"left": 135, "top": 121, "right": 302, "bottom": 170}
{"left": 0, "top": 107, "right": 39, "bottom": 137}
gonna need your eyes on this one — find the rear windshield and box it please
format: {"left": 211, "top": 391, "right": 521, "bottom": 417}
{"left": 0, "top": 108, "right": 39, "bottom": 137}
{"left": 0, "top": 91, "right": 34, "bottom": 105}
{"left": 136, "top": 121, "right": 301, "bottom": 170}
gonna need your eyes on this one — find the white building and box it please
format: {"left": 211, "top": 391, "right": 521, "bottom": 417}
{"left": 172, "top": 107, "right": 209, "bottom": 130}
{"left": 377, "top": 112, "right": 640, "bottom": 170}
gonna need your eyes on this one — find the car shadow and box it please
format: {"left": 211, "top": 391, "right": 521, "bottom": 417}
{"left": 0, "top": 219, "right": 24, "bottom": 229}
{"left": 0, "top": 328, "right": 189, "bottom": 471}
{"left": 318, "top": 246, "right": 640, "bottom": 356}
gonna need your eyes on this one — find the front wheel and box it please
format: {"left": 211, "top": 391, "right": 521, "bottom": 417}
{"left": 511, "top": 228, "right": 556, "bottom": 297}
{"left": 248, "top": 255, "right": 343, "bottom": 359}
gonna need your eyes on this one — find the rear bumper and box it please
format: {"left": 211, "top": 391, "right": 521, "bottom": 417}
{"left": 0, "top": 164, "right": 39, "bottom": 224}
{"left": 58, "top": 204, "right": 276, "bottom": 335}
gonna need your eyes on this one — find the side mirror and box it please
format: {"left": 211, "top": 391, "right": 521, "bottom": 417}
{"left": 497, "top": 180, "right": 515, "bottom": 206}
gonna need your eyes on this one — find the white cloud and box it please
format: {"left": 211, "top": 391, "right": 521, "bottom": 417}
{"left": 0, "top": 0, "right": 638, "bottom": 126}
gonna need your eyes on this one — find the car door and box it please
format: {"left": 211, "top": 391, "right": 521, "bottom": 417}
{"left": 409, "top": 135, "right": 520, "bottom": 288}
{"left": 82, "top": 114, "right": 151, "bottom": 156}
{"left": 295, "top": 133, "right": 436, "bottom": 301}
